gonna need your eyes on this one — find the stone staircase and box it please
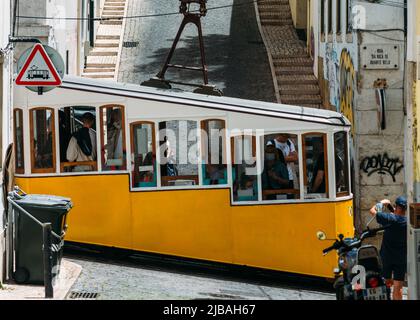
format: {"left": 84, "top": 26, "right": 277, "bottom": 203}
{"left": 256, "top": 0, "right": 321, "bottom": 108}
{"left": 82, "top": 0, "right": 126, "bottom": 79}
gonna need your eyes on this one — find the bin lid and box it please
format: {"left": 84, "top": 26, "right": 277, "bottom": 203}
{"left": 14, "top": 194, "right": 73, "bottom": 210}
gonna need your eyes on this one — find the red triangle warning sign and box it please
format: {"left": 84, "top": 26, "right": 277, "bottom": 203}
{"left": 15, "top": 44, "right": 62, "bottom": 86}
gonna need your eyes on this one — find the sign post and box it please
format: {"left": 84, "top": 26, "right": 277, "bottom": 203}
{"left": 15, "top": 44, "right": 64, "bottom": 94}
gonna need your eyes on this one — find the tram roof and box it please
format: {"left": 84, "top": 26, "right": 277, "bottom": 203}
{"left": 54, "top": 76, "right": 350, "bottom": 127}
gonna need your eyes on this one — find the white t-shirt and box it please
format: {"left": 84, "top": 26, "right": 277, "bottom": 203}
{"left": 267, "top": 139, "right": 296, "bottom": 180}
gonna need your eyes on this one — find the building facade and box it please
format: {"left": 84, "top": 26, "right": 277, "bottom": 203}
{"left": 408, "top": 0, "right": 420, "bottom": 203}
{"left": 309, "top": 0, "right": 407, "bottom": 231}
{"left": 15, "top": 0, "right": 105, "bottom": 76}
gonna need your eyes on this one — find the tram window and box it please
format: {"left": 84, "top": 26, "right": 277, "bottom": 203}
{"left": 159, "top": 120, "right": 199, "bottom": 187}
{"left": 262, "top": 133, "right": 300, "bottom": 200}
{"left": 303, "top": 133, "right": 328, "bottom": 199}
{"left": 14, "top": 109, "right": 25, "bottom": 174}
{"left": 100, "top": 105, "right": 126, "bottom": 171}
{"left": 334, "top": 131, "right": 350, "bottom": 196}
{"left": 30, "top": 108, "right": 55, "bottom": 173}
{"left": 59, "top": 106, "right": 97, "bottom": 172}
{"left": 232, "top": 135, "right": 258, "bottom": 202}
{"left": 201, "top": 119, "right": 227, "bottom": 185}
{"left": 131, "top": 122, "right": 156, "bottom": 188}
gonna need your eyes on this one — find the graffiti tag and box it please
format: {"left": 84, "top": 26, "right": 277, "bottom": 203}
{"left": 360, "top": 153, "right": 404, "bottom": 182}
{"left": 340, "top": 49, "right": 356, "bottom": 137}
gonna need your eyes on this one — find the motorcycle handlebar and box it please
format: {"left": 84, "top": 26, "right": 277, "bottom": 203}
{"left": 322, "top": 226, "right": 389, "bottom": 255}
{"left": 322, "top": 241, "right": 340, "bottom": 254}
{"left": 360, "top": 226, "right": 388, "bottom": 240}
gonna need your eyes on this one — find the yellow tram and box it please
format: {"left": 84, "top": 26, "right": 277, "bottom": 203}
{"left": 13, "top": 77, "right": 354, "bottom": 278}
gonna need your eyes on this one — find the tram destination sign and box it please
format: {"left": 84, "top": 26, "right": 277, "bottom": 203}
{"left": 16, "top": 44, "right": 64, "bottom": 93}
{"left": 361, "top": 44, "right": 400, "bottom": 70}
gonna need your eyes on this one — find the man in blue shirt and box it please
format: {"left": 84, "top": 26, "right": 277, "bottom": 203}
{"left": 369, "top": 196, "right": 407, "bottom": 300}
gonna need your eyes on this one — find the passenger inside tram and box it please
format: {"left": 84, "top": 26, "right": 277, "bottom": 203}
{"left": 159, "top": 120, "right": 199, "bottom": 187}
{"left": 232, "top": 135, "right": 258, "bottom": 201}
{"left": 64, "top": 110, "right": 97, "bottom": 172}
{"left": 205, "top": 164, "right": 225, "bottom": 185}
{"left": 263, "top": 133, "right": 300, "bottom": 200}
{"left": 311, "top": 150, "right": 327, "bottom": 194}
{"left": 262, "top": 145, "right": 289, "bottom": 200}
{"left": 131, "top": 122, "right": 156, "bottom": 188}
{"left": 103, "top": 108, "right": 124, "bottom": 168}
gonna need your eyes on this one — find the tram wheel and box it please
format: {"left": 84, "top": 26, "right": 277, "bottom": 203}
{"left": 13, "top": 267, "right": 30, "bottom": 284}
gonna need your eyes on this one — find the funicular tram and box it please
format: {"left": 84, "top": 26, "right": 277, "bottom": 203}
{"left": 12, "top": 76, "right": 354, "bottom": 279}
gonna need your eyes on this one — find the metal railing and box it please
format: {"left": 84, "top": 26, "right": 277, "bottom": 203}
{"left": 6, "top": 187, "right": 66, "bottom": 298}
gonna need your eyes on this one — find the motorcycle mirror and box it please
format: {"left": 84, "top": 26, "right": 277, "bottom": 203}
{"left": 316, "top": 231, "right": 327, "bottom": 241}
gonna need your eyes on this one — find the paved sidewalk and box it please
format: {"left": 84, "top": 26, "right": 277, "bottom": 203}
{"left": 0, "top": 259, "right": 82, "bottom": 300}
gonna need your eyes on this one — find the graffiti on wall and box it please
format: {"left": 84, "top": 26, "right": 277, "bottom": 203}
{"left": 325, "top": 44, "right": 340, "bottom": 108}
{"left": 339, "top": 49, "right": 356, "bottom": 136}
{"left": 360, "top": 153, "right": 404, "bottom": 182}
{"left": 324, "top": 46, "right": 357, "bottom": 137}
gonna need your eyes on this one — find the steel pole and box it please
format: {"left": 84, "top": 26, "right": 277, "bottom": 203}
{"left": 42, "top": 223, "right": 53, "bottom": 298}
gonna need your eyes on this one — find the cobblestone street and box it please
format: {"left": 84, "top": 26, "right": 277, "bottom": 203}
{"left": 118, "top": 0, "right": 276, "bottom": 102}
{"left": 65, "top": 253, "right": 335, "bottom": 300}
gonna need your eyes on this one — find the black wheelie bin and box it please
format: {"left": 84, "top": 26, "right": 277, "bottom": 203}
{"left": 11, "top": 192, "right": 72, "bottom": 284}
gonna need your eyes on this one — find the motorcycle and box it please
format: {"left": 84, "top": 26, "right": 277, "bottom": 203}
{"left": 317, "top": 217, "right": 391, "bottom": 300}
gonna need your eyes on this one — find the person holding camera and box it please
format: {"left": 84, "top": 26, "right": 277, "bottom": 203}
{"left": 369, "top": 196, "right": 407, "bottom": 300}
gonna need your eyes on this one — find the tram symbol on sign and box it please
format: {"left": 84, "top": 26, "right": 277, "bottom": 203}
{"left": 15, "top": 43, "right": 62, "bottom": 86}
{"left": 27, "top": 66, "right": 50, "bottom": 80}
